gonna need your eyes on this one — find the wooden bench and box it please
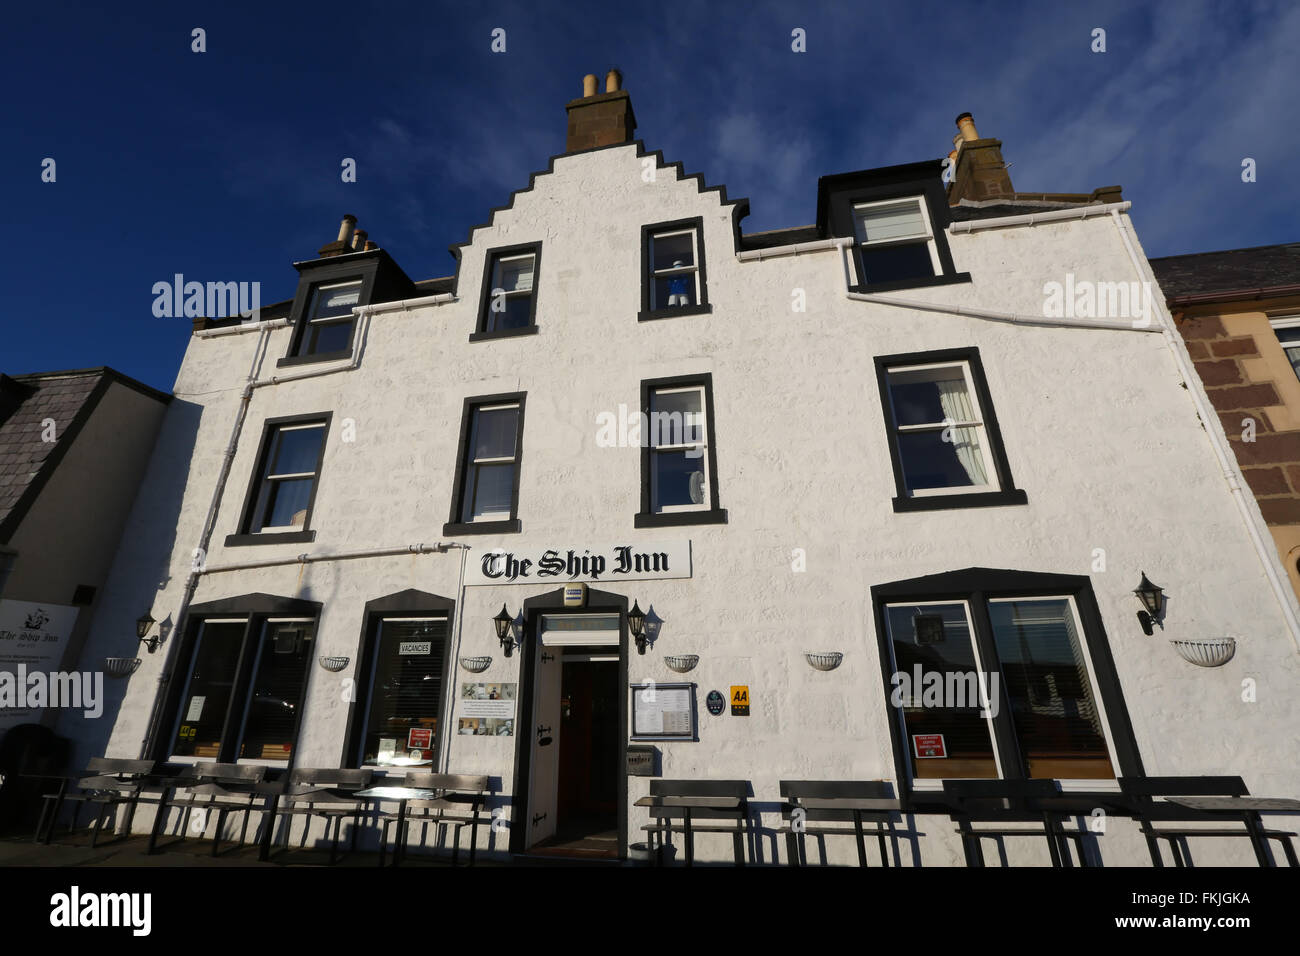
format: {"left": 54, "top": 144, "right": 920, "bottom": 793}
{"left": 267, "top": 768, "right": 374, "bottom": 864}
{"left": 1119, "top": 776, "right": 1299, "bottom": 867}
{"left": 638, "top": 779, "right": 751, "bottom": 866}
{"left": 371, "top": 772, "right": 490, "bottom": 867}
{"left": 779, "top": 780, "right": 900, "bottom": 866}
{"left": 147, "top": 763, "right": 269, "bottom": 857}
{"left": 36, "top": 758, "right": 157, "bottom": 847}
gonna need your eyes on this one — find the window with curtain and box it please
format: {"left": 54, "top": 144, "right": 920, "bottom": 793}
{"left": 884, "top": 362, "right": 994, "bottom": 495}
{"left": 461, "top": 403, "right": 521, "bottom": 522}
{"left": 246, "top": 421, "right": 328, "bottom": 531}
{"left": 477, "top": 244, "right": 541, "bottom": 336}
{"left": 358, "top": 617, "right": 449, "bottom": 768}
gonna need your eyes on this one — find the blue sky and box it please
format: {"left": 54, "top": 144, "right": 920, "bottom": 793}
{"left": 6, "top": 0, "right": 1298, "bottom": 392}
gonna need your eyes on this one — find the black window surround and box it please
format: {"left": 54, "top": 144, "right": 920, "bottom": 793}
{"left": 153, "top": 591, "right": 322, "bottom": 765}
{"left": 471, "top": 242, "right": 542, "bottom": 342}
{"left": 279, "top": 257, "right": 379, "bottom": 367}
{"left": 342, "top": 589, "right": 456, "bottom": 770}
{"left": 819, "top": 162, "right": 970, "bottom": 294}
{"left": 638, "top": 217, "right": 712, "bottom": 322}
{"left": 871, "top": 567, "right": 1144, "bottom": 808}
{"left": 874, "top": 347, "right": 1026, "bottom": 512}
{"left": 225, "top": 411, "right": 332, "bottom": 547}
{"left": 443, "top": 392, "right": 527, "bottom": 536}
{"left": 635, "top": 373, "right": 727, "bottom": 528}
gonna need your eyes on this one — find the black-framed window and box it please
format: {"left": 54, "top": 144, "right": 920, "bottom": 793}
{"left": 819, "top": 166, "right": 970, "bottom": 295}
{"left": 161, "top": 599, "right": 320, "bottom": 766}
{"left": 874, "top": 348, "right": 1025, "bottom": 512}
{"left": 226, "top": 413, "right": 331, "bottom": 546}
{"left": 443, "top": 393, "right": 526, "bottom": 535}
{"left": 872, "top": 568, "right": 1143, "bottom": 802}
{"left": 472, "top": 243, "right": 541, "bottom": 341}
{"left": 852, "top": 197, "right": 941, "bottom": 287}
{"left": 635, "top": 374, "right": 727, "bottom": 527}
{"left": 296, "top": 279, "right": 362, "bottom": 357}
{"left": 639, "top": 217, "right": 711, "bottom": 321}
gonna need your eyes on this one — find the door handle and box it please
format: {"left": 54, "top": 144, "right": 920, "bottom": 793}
{"left": 532, "top": 813, "right": 547, "bottom": 827}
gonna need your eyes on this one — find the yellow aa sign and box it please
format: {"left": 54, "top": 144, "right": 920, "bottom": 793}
{"left": 730, "top": 685, "right": 750, "bottom": 716}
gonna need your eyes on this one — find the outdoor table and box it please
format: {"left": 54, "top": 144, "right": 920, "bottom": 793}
{"left": 354, "top": 786, "right": 442, "bottom": 866}
{"left": 257, "top": 783, "right": 336, "bottom": 861}
{"left": 634, "top": 795, "right": 742, "bottom": 866}
{"left": 1164, "top": 796, "right": 1300, "bottom": 866}
{"left": 791, "top": 796, "right": 900, "bottom": 868}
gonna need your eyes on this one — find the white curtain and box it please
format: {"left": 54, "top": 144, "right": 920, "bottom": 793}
{"left": 934, "top": 378, "right": 988, "bottom": 485}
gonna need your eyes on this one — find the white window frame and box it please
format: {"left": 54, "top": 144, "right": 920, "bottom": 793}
{"left": 883, "top": 600, "right": 1003, "bottom": 792}
{"left": 167, "top": 617, "right": 249, "bottom": 764}
{"left": 986, "top": 595, "right": 1122, "bottom": 792}
{"left": 234, "top": 617, "right": 315, "bottom": 767}
{"left": 358, "top": 615, "right": 449, "bottom": 771}
{"left": 852, "top": 195, "right": 941, "bottom": 286}
{"left": 649, "top": 384, "right": 710, "bottom": 514}
{"left": 300, "top": 279, "right": 362, "bottom": 355}
{"left": 487, "top": 252, "right": 537, "bottom": 332}
{"left": 1269, "top": 316, "right": 1300, "bottom": 384}
{"left": 648, "top": 228, "right": 701, "bottom": 309}
{"left": 462, "top": 402, "right": 520, "bottom": 523}
{"left": 884, "top": 360, "right": 998, "bottom": 497}
{"left": 253, "top": 422, "right": 327, "bottom": 532}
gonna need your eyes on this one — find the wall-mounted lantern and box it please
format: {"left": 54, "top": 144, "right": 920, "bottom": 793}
{"left": 1134, "top": 572, "right": 1165, "bottom": 635}
{"left": 137, "top": 612, "right": 161, "bottom": 654}
{"left": 494, "top": 604, "right": 520, "bottom": 656}
{"left": 628, "top": 601, "right": 647, "bottom": 655}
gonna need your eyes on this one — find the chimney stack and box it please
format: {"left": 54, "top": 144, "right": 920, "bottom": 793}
{"left": 945, "top": 112, "right": 1015, "bottom": 204}
{"left": 565, "top": 69, "right": 637, "bottom": 153}
{"left": 318, "top": 214, "right": 359, "bottom": 258}
{"left": 352, "top": 229, "right": 368, "bottom": 251}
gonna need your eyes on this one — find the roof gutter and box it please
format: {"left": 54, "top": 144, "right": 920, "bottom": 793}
{"left": 948, "top": 201, "right": 1131, "bottom": 233}
{"left": 1164, "top": 284, "right": 1300, "bottom": 307}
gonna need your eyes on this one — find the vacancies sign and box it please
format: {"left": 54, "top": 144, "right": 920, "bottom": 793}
{"left": 466, "top": 541, "right": 691, "bottom": 586}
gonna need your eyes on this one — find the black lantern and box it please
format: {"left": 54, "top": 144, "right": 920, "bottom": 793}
{"left": 628, "top": 601, "right": 647, "bottom": 655}
{"left": 493, "top": 604, "right": 517, "bottom": 656}
{"left": 1133, "top": 572, "right": 1164, "bottom": 635}
{"left": 136, "top": 612, "right": 160, "bottom": 654}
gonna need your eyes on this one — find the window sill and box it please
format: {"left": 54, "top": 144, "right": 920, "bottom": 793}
{"left": 638, "top": 304, "right": 712, "bottom": 322}
{"left": 891, "top": 489, "right": 1027, "bottom": 513}
{"left": 276, "top": 350, "right": 353, "bottom": 368}
{"left": 850, "top": 272, "right": 972, "bottom": 295}
{"left": 224, "top": 530, "right": 317, "bottom": 547}
{"left": 635, "top": 508, "right": 728, "bottom": 528}
{"left": 468, "top": 325, "right": 539, "bottom": 343}
{"left": 442, "top": 519, "right": 522, "bottom": 536}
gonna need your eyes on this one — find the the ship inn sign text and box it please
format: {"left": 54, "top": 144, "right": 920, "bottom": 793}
{"left": 466, "top": 541, "right": 691, "bottom": 585}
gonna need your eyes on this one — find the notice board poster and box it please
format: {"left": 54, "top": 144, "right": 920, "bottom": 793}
{"left": 630, "top": 682, "right": 696, "bottom": 740}
{"left": 0, "top": 600, "right": 80, "bottom": 735}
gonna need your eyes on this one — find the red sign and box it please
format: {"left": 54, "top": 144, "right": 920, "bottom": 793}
{"left": 407, "top": 728, "right": 433, "bottom": 750}
{"left": 912, "top": 734, "right": 947, "bottom": 759}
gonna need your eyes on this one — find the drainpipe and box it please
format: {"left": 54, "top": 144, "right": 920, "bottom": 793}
{"left": 439, "top": 543, "right": 471, "bottom": 774}
{"left": 1109, "top": 209, "right": 1300, "bottom": 652}
{"left": 199, "top": 542, "right": 465, "bottom": 575}
{"left": 139, "top": 326, "right": 272, "bottom": 758}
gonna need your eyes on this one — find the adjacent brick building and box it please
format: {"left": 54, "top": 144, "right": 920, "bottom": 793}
{"left": 1150, "top": 243, "right": 1300, "bottom": 601}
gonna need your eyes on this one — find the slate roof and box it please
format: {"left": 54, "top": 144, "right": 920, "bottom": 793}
{"left": 1149, "top": 243, "right": 1300, "bottom": 301}
{"left": 0, "top": 368, "right": 169, "bottom": 543}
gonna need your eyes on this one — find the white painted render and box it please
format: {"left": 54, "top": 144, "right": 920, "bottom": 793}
{"left": 68, "top": 142, "right": 1300, "bottom": 865}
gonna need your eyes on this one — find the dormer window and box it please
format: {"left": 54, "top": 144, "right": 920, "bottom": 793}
{"left": 853, "top": 197, "right": 940, "bottom": 286}
{"left": 298, "top": 279, "right": 362, "bottom": 356}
